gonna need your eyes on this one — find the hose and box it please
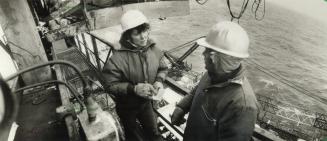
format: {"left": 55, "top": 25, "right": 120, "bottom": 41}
{"left": 4, "top": 60, "right": 88, "bottom": 95}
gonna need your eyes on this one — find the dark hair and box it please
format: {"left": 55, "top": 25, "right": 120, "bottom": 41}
{"left": 120, "top": 23, "right": 150, "bottom": 45}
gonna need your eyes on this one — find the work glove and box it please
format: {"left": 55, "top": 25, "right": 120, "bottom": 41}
{"left": 134, "top": 83, "right": 157, "bottom": 99}
{"left": 171, "top": 106, "right": 186, "bottom": 126}
{"left": 153, "top": 81, "right": 164, "bottom": 90}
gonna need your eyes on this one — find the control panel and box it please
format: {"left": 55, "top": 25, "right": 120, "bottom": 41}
{"left": 155, "top": 87, "right": 188, "bottom": 141}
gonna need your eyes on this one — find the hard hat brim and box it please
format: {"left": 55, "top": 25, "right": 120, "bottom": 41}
{"left": 196, "top": 37, "right": 249, "bottom": 58}
{"left": 122, "top": 21, "right": 148, "bottom": 32}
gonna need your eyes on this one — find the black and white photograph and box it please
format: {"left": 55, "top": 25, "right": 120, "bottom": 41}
{"left": 0, "top": 0, "right": 327, "bottom": 141}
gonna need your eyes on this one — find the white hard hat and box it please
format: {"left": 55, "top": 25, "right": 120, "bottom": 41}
{"left": 197, "top": 21, "right": 250, "bottom": 58}
{"left": 120, "top": 10, "right": 148, "bottom": 32}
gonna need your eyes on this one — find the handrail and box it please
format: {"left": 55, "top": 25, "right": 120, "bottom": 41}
{"left": 74, "top": 32, "right": 114, "bottom": 70}
{"left": 76, "top": 39, "right": 105, "bottom": 64}
{"left": 87, "top": 32, "right": 116, "bottom": 49}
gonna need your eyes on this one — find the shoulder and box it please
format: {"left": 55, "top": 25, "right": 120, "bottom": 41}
{"left": 110, "top": 50, "right": 128, "bottom": 61}
{"left": 229, "top": 78, "right": 258, "bottom": 111}
{"left": 104, "top": 50, "right": 128, "bottom": 69}
{"left": 146, "top": 39, "right": 164, "bottom": 54}
{"left": 149, "top": 45, "right": 164, "bottom": 55}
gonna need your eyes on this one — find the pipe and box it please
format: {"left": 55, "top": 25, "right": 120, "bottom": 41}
{"left": 176, "top": 43, "right": 199, "bottom": 63}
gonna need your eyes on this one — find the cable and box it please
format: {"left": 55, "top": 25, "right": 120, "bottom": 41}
{"left": 251, "top": 0, "right": 265, "bottom": 21}
{"left": 195, "top": 0, "right": 209, "bottom": 5}
{"left": 227, "top": 0, "right": 250, "bottom": 22}
{"left": 7, "top": 41, "right": 39, "bottom": 58}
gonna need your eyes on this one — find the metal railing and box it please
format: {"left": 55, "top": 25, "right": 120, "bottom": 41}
{"left": 74, "top": 32, "right": 114, "bottom": 72}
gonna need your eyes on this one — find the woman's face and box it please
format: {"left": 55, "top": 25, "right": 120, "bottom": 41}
{"left": 130, "top": 29, "right": 150, "bottom": 47}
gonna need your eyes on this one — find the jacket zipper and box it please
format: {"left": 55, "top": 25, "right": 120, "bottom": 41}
{"left": 201, "top": 105, "right": 217, "bottom": 126}
{"left": 138, "top": 51, "right": 148, "bottom": 83}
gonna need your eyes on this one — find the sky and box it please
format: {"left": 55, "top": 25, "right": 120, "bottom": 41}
{"left": 267, "top": 0, "right": 327, "bottom": 23}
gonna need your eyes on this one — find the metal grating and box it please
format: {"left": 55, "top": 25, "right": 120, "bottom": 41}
{"left": 56, "top": 47, "right": 92, "bottom": 80}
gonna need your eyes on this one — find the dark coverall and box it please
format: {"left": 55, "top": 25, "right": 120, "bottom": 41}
{"left": 102, "top": 39, "right": 167, "bottom": 141}
{"left": 176, "top": 67, "right": 259, "bottom": 141}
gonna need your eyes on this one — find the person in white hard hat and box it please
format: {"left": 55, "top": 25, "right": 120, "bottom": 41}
{"left": 102, "top": 10, "right": 166, "bottom": 141}
{"left": 171, "top": 21, "right": 258, "bottom": 141}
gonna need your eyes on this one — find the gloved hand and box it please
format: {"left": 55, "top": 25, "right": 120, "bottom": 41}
{"left": 171, "top": 106, "right": 186, "bottom": 126}
{"left": 134, "top": 83, "right": 157, "bottom": 99}
{"left": 153, "top": 81, "right": 164, "bottom": 90}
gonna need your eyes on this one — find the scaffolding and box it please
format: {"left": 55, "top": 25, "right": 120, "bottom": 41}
{"left": 257, "top": 95, "right": 327, "bottom": 140}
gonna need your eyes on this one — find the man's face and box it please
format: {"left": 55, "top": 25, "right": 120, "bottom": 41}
{"left": 202, "top": 48, "right": 241, "bottom": 75}
{"left": 130, "top": 29, "right": 150, "bottom": 47}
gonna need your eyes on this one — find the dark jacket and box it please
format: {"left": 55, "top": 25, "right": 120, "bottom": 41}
{"left": 102, "top": 39, "right": 168, "bottom": 109}
{"left": 177, "top": 67, "right": 258, "bottom": 141}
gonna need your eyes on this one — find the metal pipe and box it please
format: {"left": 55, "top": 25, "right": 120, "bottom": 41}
{"left": 164, "top": 52, "right": 179, "bottom": 67}
{"left": 176, "top": 43, "right": 199, "bottom": 63}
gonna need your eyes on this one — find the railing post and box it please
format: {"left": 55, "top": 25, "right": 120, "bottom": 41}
{"left": 91, "top": 35, "right": 102, "bottom": 71}
{"left": 81, "top": 33, "right": 90, "bottom": 61}
{"left": 104, "top": 48, "right": 112, "bottom": 65}
{"left": 76, "top": 35, "right": 82, "bottom": 50}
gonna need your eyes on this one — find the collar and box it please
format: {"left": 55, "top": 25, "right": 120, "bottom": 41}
{"left": 119, "top": 38, "right": 155, "bottom": 52}
{"left": 206, "top": 65, "right": 245, "bottom": 88}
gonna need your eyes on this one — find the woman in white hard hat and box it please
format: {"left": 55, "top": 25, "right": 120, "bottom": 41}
{"left": 171, "top": 21, "right": 258, "bottom": 141}
{"left": 102, "top": 10, "right": 166, "bottom": 141}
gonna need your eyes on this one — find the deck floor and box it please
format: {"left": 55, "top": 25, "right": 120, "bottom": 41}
{"left": 14, "top": 87, "right": 69, "bottom": 141}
